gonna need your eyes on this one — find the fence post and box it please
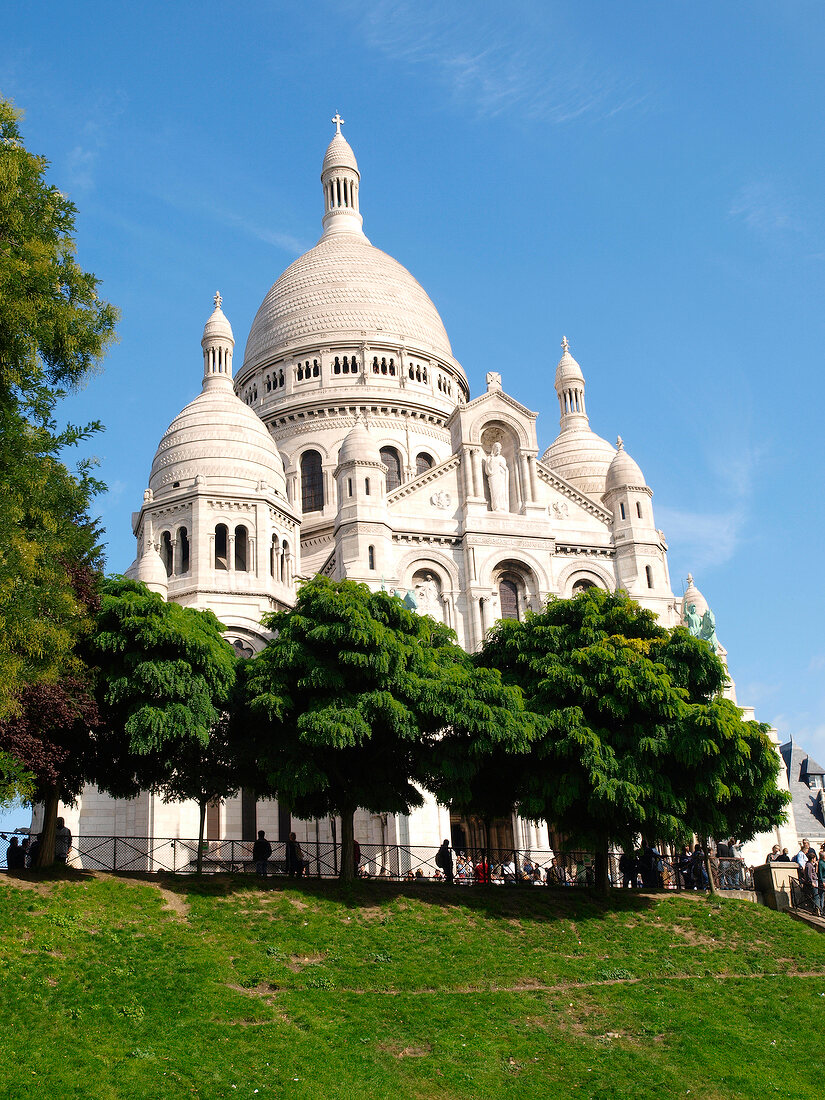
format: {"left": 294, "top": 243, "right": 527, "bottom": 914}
{"left": 172, "top": 840, "right": 176, "bottom": 875}
{"left": 113, "top": 836, "right": 118, "bottom": 873}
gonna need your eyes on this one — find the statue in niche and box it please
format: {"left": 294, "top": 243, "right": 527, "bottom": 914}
{"left": 483, "top": 442, "right": 509, "bottom": 513}
{"left": 414, "top": 573, "right": 443, "bottom": 621}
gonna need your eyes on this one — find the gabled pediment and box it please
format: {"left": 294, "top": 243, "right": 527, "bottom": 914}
{"left": 535, "top": 457, "right": 613, "bottom": 524}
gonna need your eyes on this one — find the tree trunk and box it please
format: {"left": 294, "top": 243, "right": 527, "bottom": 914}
{"left": 339, "top": 807, "right": 355, "bottom": 883}
{"left": 36, "top": 789, "right": 59, "bottom": 868}
{"left": 700, "top": 835, "right": 718, "bottom": 896}
{"left": 594, "top": 830, "right": 610, "bottom": 895}
{"left": 196, "top": 799, "right": 207, "bottom": 875}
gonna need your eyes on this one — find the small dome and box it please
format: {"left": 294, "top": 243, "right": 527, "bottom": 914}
{"left": 604, "top": 437, "right": 647, "bottom": 494}
{"left": 202, "top": 294, "right": 234, "bottom": 344}
{"left": 149, "top": 385, "right": 287, "bottom": 498}
{"left": 542, "top": 428, "right": 616, "bottom": 498}
{"left": 136, "top": 542, "right": 168, "bottom": 595}
{"left": 322, "top": 132, "right": 359, "bottom": 175}
{"left": 682, "top": 573, "right": 709, "bottom": 621}
{"left": 337, "top": 417, "right": 382, "bottom": 466}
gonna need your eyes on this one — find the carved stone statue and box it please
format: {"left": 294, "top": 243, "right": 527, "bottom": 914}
{"left": 483, "top": 442, "right": 509, "bottom": 512}
{"left": 414, "top": 573, "right": 443, "bottom": 622}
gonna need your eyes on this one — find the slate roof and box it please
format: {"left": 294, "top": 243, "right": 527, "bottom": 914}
{"left": 780, "top": 739, "right": 825, "bottom": 841}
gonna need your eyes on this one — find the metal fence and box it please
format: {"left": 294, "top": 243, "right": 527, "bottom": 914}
{"left": 0, "top": 834, "right": 753, "bottom": 890}
{"left": 790, "top": 875, "right": 825, "bottom": 916}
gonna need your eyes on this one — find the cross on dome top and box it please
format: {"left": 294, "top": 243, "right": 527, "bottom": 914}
{"left": 332, "top": 112, "right": 345, "bottom": 135}
{"left": 214, "top": 290, "right": 222, "bottom": 310}
{"left": 561, "top": 335, "right": 569, "bottom": 353}
{"left": 616, "top": 435, "right": 624, "bottom": 450}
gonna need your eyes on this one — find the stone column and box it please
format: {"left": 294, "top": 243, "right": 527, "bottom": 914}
{"left": 470, "top": 447, "right": 482, "bottom": 498}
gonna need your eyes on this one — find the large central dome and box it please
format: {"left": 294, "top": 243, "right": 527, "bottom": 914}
{"left": 239, "top": 122, "right": 457, "bottom": 382}
{"left": 243, "top": 233, "right": 453, "bottom": 371}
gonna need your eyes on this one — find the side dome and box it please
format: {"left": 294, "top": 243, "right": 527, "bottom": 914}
{"left": 604, "top": 437, "right": 647, "bottom": 494}
{"left": 242, "top": 234, "right": 454, "bottom": 371}
{"left": 149, "top": 387, "right": 287, "bottom": 498}
{"left": 150, "top": 294, "right": 287, "bottom": 499}
{"left": 542, "top": 429, "right": 616, "bottom": 498}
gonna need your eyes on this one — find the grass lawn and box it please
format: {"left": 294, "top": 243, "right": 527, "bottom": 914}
{"left": 1, "top": 871, "right": 824, "bottom": 1099}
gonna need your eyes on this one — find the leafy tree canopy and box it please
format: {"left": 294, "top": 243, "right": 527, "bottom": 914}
{"left": 90, "top": 577, "right": 237, "bottom": 797}
{"left": 243, "top": 577, "right": 531, "bottom": 879}
{"left": 477, "top": 588, "right": 787, "bottom": 884}
{"left": 0, "top": 97, "right": 116, "bottom": 719}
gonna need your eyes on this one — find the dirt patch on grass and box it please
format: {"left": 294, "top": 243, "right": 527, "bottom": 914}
{"left": 668, "top": 923, "right": 729, "bottom": 948}
{"left": 380, "top": 1042, "right": 432, "bottom": 1058}
{"left": 0, "top": 875, "right": 56, "bottom": 896}
{"left": 150, "top": 884, "right": 191, "bottom": 920}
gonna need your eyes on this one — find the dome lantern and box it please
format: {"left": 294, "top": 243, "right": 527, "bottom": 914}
{"left": 555, "top": 336, "right": 588, "bottom": 431}
{"left": 320, "top": 113, "right": 365, "bottom": 240}
{"left": 201, "top": 291, "right": 235, "bottom": 390}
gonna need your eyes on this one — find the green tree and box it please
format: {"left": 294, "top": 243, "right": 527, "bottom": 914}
{"left": 156, "top": 714, "right": 240, "bottom": 874}
{"left": 657, "top": 627, "right": 789, "bottom": 893}
{"left": 478, "top": 589, "right": 787, "bottom": 892}
{"left": 0, "top": 96, "right": 116, "bottom": 718}
{"left": 243, "top": 577, "right": 531, "bottom": 881}
{"left": 90, "top": 578, "right": 238, "bottom": 843}
{"left": 0, "top": 749, "right": 34, "bottom": 809}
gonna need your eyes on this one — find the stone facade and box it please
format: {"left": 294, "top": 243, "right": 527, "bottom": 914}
{"left": 50, "top": 122, "right": 791, "bottom": 865}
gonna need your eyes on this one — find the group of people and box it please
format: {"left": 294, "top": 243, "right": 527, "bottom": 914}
{"left": 250, "top": 830, "right": 313, "bottom": 878}
{"left": 4, "top": 818, "right": 72, "bottom": 870}
{"left": 767, "top": 838, "right": 825, "bottom": 914}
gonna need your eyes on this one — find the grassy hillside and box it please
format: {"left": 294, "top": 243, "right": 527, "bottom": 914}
{"left": 1, "top": 872, "right": 823, "bottom": 1099}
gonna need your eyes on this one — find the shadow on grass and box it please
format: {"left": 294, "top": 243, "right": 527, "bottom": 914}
{"left": 5, "top": 867, "right": 676, "bottom": 926}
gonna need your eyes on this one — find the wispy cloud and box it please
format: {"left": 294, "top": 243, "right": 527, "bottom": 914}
{"left": 62, "top": 91, "right": 128, "bottom": 194}
{"left": 204, "top": 204, "right": 308, "bottom": 256}
{"left": 729, "top": 180, "right": 800, "bottom": 239}
{"left": 347, "top": 1, "right": 643, "bottom": 125}
{"left": 659, "top": 435, "right": 763, "bottom": 574}
{"left": 656, "top": 503, "right": 746, "bottom": 573}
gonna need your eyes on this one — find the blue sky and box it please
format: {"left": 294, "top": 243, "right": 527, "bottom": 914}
{"left": 3, "top": 2, "right": 825, "bottom": 830}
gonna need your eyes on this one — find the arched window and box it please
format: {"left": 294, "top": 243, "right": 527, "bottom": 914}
{"left": 160, "top": 531, "right": 173, "bottom": 577}
{"left": 636, "top": 502, "right": 643, "bottom": 519}
{"left": 270, "top": 533, "right": 277, "bottom": 578}
{"left": 234, "top": 525, "right": 248, "bottom": 572}
{"left": 301, "top": 450, "right": 324, "bottom": 512}
{"left": 368, "top": 545, "right": 375, "bottom": 570}
{"left": 177, "top": 527, "right": 190, "bottom": 574}
{"left": 380, "top": 447, "right": 402, "bottom": 492}
{"left": 215, "top": 524, "right": 228, "bottom": 571}
{"left": 572, "top": 577, "right": 596, "bottom": 596}
{"left": 416, "top": 452, "right": 434, "bottom": 475}
{"left": 498, "top": 574, "right": 521, "bottom": 621}
{"left": 620, "top": 502, "right": 626, "bottom": 520}
{"left": 645, "top": 565, "right": 653, "bottom": 589}
{"left": 281, "top": 540, "right": 289, "bottom": 584}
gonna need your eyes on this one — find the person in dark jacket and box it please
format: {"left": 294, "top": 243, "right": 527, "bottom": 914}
{"left": 285, "top": 832, "right": 309, "bottom": 878}
{"left": 252, "top": 830, "right": 272, "bottom": 876}
{"left": 6, "top": 837, "right": 25, "bottom": 871}
{"left": 618, "top": 850, "right": 637, "bottom": 888}
{"left": 435, "top": 840, "right": 454, "bottom": 884}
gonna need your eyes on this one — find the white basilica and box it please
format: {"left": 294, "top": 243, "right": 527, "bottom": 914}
{"left": 59, "top": 120, "right": 797, "bottom": 864}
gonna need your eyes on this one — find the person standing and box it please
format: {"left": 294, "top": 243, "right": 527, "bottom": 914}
{"left": 252, "top": 830, "right": 272, "bottom": 877}
{"left": 54, "top": 818, "right": 72, "bottom": 865}
{"left": 5, "top": 837, "right": 24, "bottom": 871}
{"left": 286, "top": 832, "right": 309, "bottom": 878}
{"left": 435, "top": 840, "right": 454, "bottom": 884}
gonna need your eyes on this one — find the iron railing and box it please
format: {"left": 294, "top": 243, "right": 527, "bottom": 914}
{"left": 0, "top": 834, "right": 753, "bottom": 890}
{"left": 790, "top": 875, "right": 824, "bottom": 916}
